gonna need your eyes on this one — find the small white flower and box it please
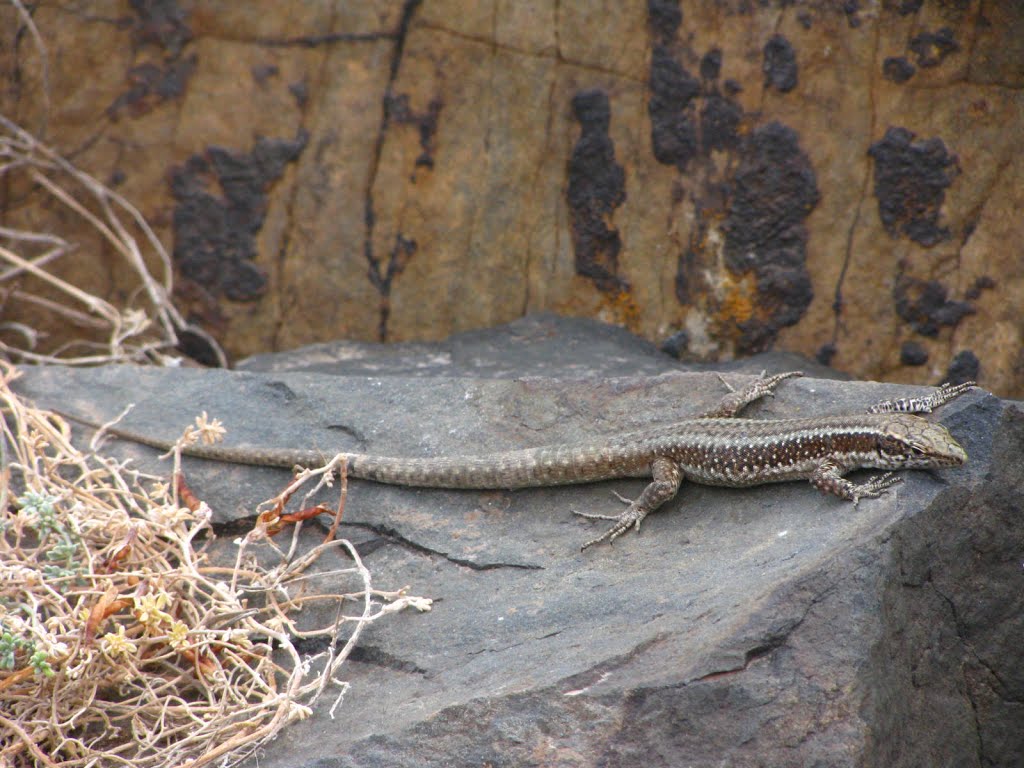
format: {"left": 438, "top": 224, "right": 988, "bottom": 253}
{"left": 100, "top": 625, "right": 134, "bottom": 659}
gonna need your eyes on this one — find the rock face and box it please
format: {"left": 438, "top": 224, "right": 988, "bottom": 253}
{"left": 1, "top": 3, "right": 1023, "bottom": 394}
{"left": 16, "top": 316, "right": 1023, "bottom": 767}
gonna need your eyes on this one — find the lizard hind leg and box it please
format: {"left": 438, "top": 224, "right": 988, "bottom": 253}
{"left": 576, "top": 457, "right": 683, "bottom": 550}
{"left": 868, "top": 380, "right": 975, "bottom": 414}
{"left": 699, "top": 370, "right": 803, "bottom": 419}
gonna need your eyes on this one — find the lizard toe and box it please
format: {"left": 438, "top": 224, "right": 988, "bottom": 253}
{"left": 610, "top": 490, "right": 635, "bottom": 505}
{"left": 572, "top": 509, "right": 620, "bottom": 522}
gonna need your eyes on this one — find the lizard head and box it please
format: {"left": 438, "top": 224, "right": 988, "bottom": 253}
{"left": 875, "top": 415, "right": 967, "bottom": 469}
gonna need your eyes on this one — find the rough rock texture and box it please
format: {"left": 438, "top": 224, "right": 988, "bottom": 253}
{"left": 2, "top": 2, "right": 1023, "bottom": 394}
{"left": 15, "top": 316, "right": 1022, "bottom": 767}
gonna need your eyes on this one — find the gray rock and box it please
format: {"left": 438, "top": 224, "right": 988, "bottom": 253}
{"left": 15, "top": 316, "right": 1020, "bottom": 767}
{"left": 237, "top": 312, "right": 844, "bottom": 381}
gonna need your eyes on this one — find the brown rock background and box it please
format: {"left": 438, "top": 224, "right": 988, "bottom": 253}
{"left": 1, "top": 1, "right": 1022, "bottom": 394}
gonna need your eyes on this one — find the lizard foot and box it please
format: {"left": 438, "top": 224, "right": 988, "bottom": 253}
{"left": 851, "top": 472, "right": 903, "bottom": 506}
{"left": 574, "top": 506, "right": 648, "bottom": 550}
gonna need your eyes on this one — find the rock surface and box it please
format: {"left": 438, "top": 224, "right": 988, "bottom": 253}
{"left": 15, "top": 316, "right": 1022, "bottom": 767}
{"left": 2, "top": 2, "right": 1023, "bottom": 394}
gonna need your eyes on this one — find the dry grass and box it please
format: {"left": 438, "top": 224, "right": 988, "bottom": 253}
{"left": 0, "top": 363, "right": 431, "bottom": 766}
{"left": 0, "top": 112, "right": 223, "bottom": 367}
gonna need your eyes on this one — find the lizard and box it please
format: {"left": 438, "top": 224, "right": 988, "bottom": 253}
{"left": 72, "top": 371, "right": 973, "bottom": 550}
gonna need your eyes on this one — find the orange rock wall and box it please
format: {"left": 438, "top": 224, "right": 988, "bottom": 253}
{"left": 2, "top": 1, "right": 1021, "bottom": 392}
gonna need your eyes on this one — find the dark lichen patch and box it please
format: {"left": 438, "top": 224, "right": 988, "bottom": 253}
{"left": 647, "top": 0, "right": 682, "bottom": 45}
{"left": 648, "top": 45, "right": 701, "bottom": 169}
{"left": 946, "top": 350, "right": 980, "bottom": 385}
{"left": 900, "top": 340, "right": 929, "bottom": 366}
{"left": 289, "top": 79, "right": 309, "bottom": 107}
{"left": 884, "top": 0, "right": 923, "bottom": 14}
{"left": 724, "top": 124, "right": 819, "bottom": 269}
{"left": 868, "top": 127, "right": 959, "bottom": 247}
{"left": 763, "top": 35, "right": 798, "bottom": 93}
{"left": 107, "top": 0, "right": 195, "bottom": 118}
{"left": 129, "top": 0, "right": 192, "bottom": 55}
{"left": 883, "top": 56, "right": 916, "bottom": 84}
{"left": 964, "top": 275, "right": 996, "bottom": 301}
{"left": 567, "top": 89, "right": 628, "bottom": 293}
{"left": 385, "top": 94, "right": 443, "bottom": 170}
{"left": 170, "top": 130, "right": 308, "bottom": 302}
{"left": 701, "top": 95, "right": 742, "bottom": 153}
{"left": 909, "top": 27, "right": 960, "bottom": 68}
{"left": 816, "top": 343, "right": 837, "bottom": 366}
{"left": 700, "top": 48, "right": 723, "bottom": 80}
{"left": 893, "top": 274, "right": 975, "bottom": 337}
{"left": 723, "top": 123, "right": 818, "bottom": 353}
{"left": 251, "top": 63, "right": 279, "bottom": 85}
{"left": 842, "top": 0, "right": 862, "bottom": 28}
{"left": 646, "top": 37, "right": 742, "bottom": 170}
{"left": 107, "top": 55, "right": 197, "bottom": 119}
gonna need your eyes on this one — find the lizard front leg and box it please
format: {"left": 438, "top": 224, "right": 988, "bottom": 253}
{"left": 809, "top": 459, "right": 902, "bottom": 505}
{"left": 575, "top": 456, "right": 683, "bottom": 550}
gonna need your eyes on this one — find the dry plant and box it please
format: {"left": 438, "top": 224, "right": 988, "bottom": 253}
{"left": 0, "top": 113, "right": 223, "bottom": 368}
{"left": 0, "top": 361, "right": 432, "bottom": 767}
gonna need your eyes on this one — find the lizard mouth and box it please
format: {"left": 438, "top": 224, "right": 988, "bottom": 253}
{"left": 946, "top": 440, "right": 968, "bottom": 466}
{"left": 926, "top": 436, "right": 967, "bottom": 467}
